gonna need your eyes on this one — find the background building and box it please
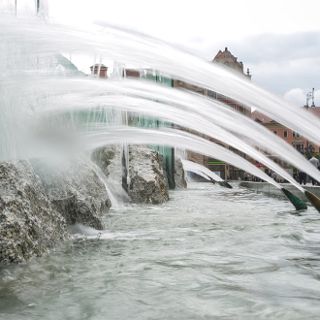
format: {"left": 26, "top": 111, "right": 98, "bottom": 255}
{"left": 174, "top": 47, "right": 252, "bottom": 179}
{"left": 252, "top": 105, "right": 320, "bottom": 157}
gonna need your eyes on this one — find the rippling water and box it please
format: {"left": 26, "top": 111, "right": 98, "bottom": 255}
{"left": 1, "top": 183, "right": 320, "bottom": 320}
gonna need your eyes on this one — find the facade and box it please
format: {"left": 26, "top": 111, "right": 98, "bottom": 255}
{"left": 252, "top": 107, "right": 320, "bottom": 157}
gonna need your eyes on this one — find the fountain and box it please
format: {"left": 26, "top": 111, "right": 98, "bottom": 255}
{"left": 1, "top": 11, "right": 320, "bottom": 265}
{"left": 180, "top": 159, "right": 234, "bottom": 189}
{"left": 2, "top": 4, "right": 320, "bottom": 319}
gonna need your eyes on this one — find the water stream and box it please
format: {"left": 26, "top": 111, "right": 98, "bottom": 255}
{"left": 181, "top": 159, "right": 223, "bottom": 182}
{"left": 2, "top": 16, "right": 320, "bottom": 145}
{"left": 32, "top": 77, "right": 320, "bottom": 185}
{"left": 1, "top": 16, "right": 320, "bottom": 190}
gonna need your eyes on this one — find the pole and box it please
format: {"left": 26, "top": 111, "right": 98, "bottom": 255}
{"left": 311, "top": 88, "right": 315, "bottom": 107}
{"left": 36, "top": 0, "right": 40, "bottom": 14}
{"left": 14, "top": 0, "right": 17, "bottom": 16}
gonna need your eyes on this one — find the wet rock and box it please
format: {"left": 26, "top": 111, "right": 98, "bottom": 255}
{"left": 128, "top": 146, "right": 169, "bottom": 204}
{"left": 32, "top": 158, "right": 111, "bottom": 230}
{"left": 91, "top": 146, "right": 117, "bottom": 178}
{"left": 91, "top": 145, "right": 128, "bottom": 200}
{"left": 174, "top": 159, "right": 187, "bottom": 189}
{"left": 0, "top": 161, "right": 67, "bottom": 265}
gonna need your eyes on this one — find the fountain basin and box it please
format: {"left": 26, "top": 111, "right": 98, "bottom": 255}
{"left": 240, "top": 181, "right": 320, "bottom": 201}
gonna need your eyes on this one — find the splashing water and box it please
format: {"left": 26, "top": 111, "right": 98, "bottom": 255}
{"left": 181, "top": 159, "right": 223, "bottom": 182}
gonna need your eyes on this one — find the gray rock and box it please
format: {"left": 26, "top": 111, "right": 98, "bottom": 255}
{"left": 91, "top": 146, "right": 117, "bottom": 178}
{"left": 174, "top": 159, "right": 187, "bottom": 189}
{"left": 91, "top": 145, "right": 128, "bottom": 202}
{"left": 128, "top": 146, "right": 169, "bottom": 204}
{"left": 32, "top": 158, "right": 111, "bottom": 230}
{"left": 0, "top": 161, "right": 67, "bottom": 265}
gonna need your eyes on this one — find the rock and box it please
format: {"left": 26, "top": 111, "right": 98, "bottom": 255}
{"left": 91, "top": 145, "right": 129, "bottom": 202}
{"left": 91, "top": 146, "right": 117, "bottom": 178}
{"left": 128, "top": 146, "right": 169, "bottom": 204}
{"left": 32, "top": 158, "right": 111, "bottom": 230}
{"left": 91, "top": 145, "right": 170, "bottom": 204}
{"left": 174, "top": 159, "right": 187, "bottom": 189}
{"left": 0, "top": 161, "right": 67, "bottom": 265}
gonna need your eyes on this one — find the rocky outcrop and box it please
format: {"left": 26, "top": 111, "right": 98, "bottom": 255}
{"left": 0, "top": 161, "right": 67, "bottom": 265}
{"left": 32, "top": 158, "right": 111, "bottom": 230}
{"left": 0, "top": 157, "right": 112, "bottom": 265}
{"left": 174, "top": 159, "right": 187, "bottom": 189}
{"left": 127, "top": 146, "right": 169, "bottom": 204}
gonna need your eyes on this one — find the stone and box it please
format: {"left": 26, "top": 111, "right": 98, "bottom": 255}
{"left": 174, "top": 159, "right": 187, "bottom": 189}
{"left": 128, "top": 146, "right": 169, "bottom": 204}
{"left": 91, "top": 145, "right": 128, "bottom": 201}
{"left": 32, "top": 158, "right": 111, "bottom": 230}
{"left": 0, "top": 160, "right": 67, "bottom": 265}
{"left": 91, "top": 146, "right": 117, "bottom": 178}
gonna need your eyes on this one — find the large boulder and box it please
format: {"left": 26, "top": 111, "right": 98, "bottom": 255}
{"left": 0, "top": 161, "right": 67, "bottom": 265}
{"left": 128, "top": 146, "right": 169, "bottom": 204}
{"left": 32, "top": 158, "right": 111, "bottom": 230}
{"left": 174, "top": 159, "right": 187, "bottom": 189}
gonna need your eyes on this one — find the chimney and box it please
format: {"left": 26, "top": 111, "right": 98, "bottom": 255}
{"left": 90, "top": 64, "right": 108, "bottom": 78}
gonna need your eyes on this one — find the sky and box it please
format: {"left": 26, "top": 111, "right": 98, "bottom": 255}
{"left": 3, "top": 0, "right": 320, "bottom": 105}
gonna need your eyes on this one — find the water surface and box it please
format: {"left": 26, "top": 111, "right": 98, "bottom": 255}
{"left": 1, "top": 183, "right": 320, "bottom": 320}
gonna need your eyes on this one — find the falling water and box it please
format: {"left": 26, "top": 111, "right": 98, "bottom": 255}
{"left": 181, "top": 159, "right": 223, "bottom": 182}
{"left": 38, "top": 93, "right": 303, "bottom": 190}
{"left": 89, "top": 160, "right": 119, "bottom": 209}
{"left": 82, "top": 126, "right": 284, "bottom": 190}
{"left": 10, "top": 76, "right": 320, "bottom": 188}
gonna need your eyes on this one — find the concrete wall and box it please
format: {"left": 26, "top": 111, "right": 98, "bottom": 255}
{"left": 239, "top": 181, "right": 320, "bottom": 201}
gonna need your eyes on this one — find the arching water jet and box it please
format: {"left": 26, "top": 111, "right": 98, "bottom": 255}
{"left": 83, "top": 126, "right": 308, "bottom": 210}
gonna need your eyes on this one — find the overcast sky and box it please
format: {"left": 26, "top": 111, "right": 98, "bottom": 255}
{"left": 3, "top": 0, "right": 320, "bottom": 105}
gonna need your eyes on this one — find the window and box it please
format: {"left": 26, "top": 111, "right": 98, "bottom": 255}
{"left": 284, "top": 131, "right": 288, "bottom": 138}
{"left": 293, "top": 131, "right": 300, "bottom": 138}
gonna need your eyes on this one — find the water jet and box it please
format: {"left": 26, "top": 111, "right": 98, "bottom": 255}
{"left": 304, "top": 190, "right": 320, "bottom": 213}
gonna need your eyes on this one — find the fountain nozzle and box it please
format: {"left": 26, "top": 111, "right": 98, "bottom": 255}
{"left": 304, "top": 190, "right": 320, "bottom": 213}
{"left": 281, "top": 188, "right": 307, "bottom": 211}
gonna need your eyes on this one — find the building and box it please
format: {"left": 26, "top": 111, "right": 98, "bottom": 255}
{"left": 213, "top": 47, "right": 251, "bottom": 79}
{"left": 252, "top": 106, "right": 320, "bottom": 157}
{"left": 173, "top": 47, "right": 252, "bottom": 179}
